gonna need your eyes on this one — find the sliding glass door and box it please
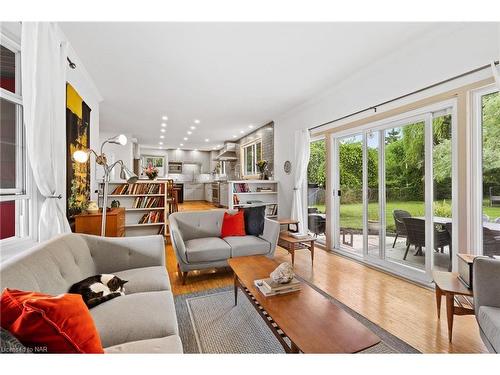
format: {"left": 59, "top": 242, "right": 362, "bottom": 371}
{"left": 332, "top": 101, "right": 456, "bottom": 281}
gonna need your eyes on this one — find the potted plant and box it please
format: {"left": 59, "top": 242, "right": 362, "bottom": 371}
{"left": 143, "top": 163, "right": 159, "bottom": 180}
{"left": 256, "top": 159, "right": 268, "bottom": 180}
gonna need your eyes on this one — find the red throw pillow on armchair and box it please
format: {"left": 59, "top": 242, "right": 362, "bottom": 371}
{"left": 1, "top": 288, "right": 104, "bottom": 354}
{"left": 221, "top": 210, "right": 246, "bottom": 238}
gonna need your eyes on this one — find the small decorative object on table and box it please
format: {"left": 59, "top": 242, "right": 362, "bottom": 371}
{"left": 110, "top": 200, "right": 120, "bottom": 208}
{"left": 256, "top": 159, "right": 268, "bottom": 180}
{"left": 143, "top": 164, "right": 159, "bottom": 180}
{"left": 270, "top": 262, "right": 294, "bottom": 284}
{"left": 86, "top": 201, "right": 99, "bottom": 214}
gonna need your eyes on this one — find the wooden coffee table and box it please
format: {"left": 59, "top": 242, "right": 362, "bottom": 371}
{"left": 228, "top": 255, "right": 380, "bottom": 353}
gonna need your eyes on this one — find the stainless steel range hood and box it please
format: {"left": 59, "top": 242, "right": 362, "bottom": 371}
{"left": 215, "top": 143, "right": 238, "bottom": 161}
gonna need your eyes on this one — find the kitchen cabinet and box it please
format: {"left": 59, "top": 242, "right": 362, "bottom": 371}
{"left": 204, "top": 183, "right": 212, "bottom": 202}
{"left": 184, "top": 183, "right": 204, "bottom": 201}
{"left": 219, "top": 182, "right": 229, "bottom": 207}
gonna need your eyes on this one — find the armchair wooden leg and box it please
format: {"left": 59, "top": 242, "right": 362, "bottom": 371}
{"left": 180, "top": 271, "right": 188, "bottom": 285}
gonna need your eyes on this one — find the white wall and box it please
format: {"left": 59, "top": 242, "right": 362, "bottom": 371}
{"left": 275, "top": 23, "right": 500, "bottom": 218}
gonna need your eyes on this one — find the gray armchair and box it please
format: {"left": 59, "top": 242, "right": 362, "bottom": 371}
{"left": 473, "top": 257, "right": 500, "bottom": 353}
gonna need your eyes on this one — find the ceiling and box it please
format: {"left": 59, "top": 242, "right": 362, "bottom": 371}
{"left": 60, "top": 22, "right": 440, "bottom": 151}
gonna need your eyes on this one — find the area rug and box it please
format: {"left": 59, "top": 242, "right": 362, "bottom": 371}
{"left": 174, "top": 282, "right": 420, "bottom": 354}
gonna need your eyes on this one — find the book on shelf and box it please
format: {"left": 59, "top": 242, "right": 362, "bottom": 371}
{"left": 256, "top": 187, "right": 273, "bottom": 192}
{"left": 110, "top": 182, "right": 164, "bottom": 195}
{"left": 132, "top": 196, "right": 164, "bottom": 208}
{"left": 253, "top": 278, "right": 301, "bottom": 297}
{"left": 233, "top": 195, "right": 240, "bottom": 205}
{"left": 138, "top": 211, "right": 164, "bottom": 224}
{"left": 265, "top": 204, "right": 278, "bottom": 216}
{"left": 233, "top": 183, "right": 250, "bottom": 193}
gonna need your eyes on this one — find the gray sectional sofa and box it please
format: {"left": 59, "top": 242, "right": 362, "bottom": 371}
{"left": 169, "top": 210, "right": 280, "bottom": 284}
{"left": 0, "top": 233, "right": 182, "bottom": 354}
{"left": 473, "top": 257, "right": 500, "bottom": 353}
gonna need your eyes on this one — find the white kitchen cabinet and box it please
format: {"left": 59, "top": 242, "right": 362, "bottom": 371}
{"left": 184, "top": 183, "right": 204, "bottom": 201}
{"left": 204, "top": 183, "right": 212, "bottom": 202}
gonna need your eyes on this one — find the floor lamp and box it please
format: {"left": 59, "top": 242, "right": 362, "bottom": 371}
{"left": 73, "top": 134, "right": 138, "bottom": 236}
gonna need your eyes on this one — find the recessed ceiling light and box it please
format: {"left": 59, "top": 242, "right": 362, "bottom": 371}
{"left": 161, "top": 123, "right": 167, "bottom": 127}
{"left": 194, "top": 149, "right": 198, "bottom": 152}
{"left": 232, "top": 135, "right": 237, "bottom": 138}
{"left": 183, "top": 137, "right": 188, "bottom": 141}
{"left": 180, "top": 143, "right": 184, "bottom": 146}
{"left": 190, "top": 126, "right": 196, "bottom": 130}
{"left": 177, "top": 147, "right": 180, "bottom": 150}
{"left": 187, "top": 131, "right": 192, "bottom": 135}
{"left": 162, "top": 116, "right": 168, "bottom": 121}
{"left": 240, "top": 130, "right": 244, "bottom": 134}
{"left": 194, "top": 119, "right": 200, "bottom": 124}
{"left": 205, "top": 138, "right": 209, "bottom": 142}
{"left": 216, "top": 144, "right": 221, "bottom": 148}
{"left": 159, "top": 142, "right": 163, "bottom": 145}
{"left": 161, "top": 128, "right": 166, "bottom": 133}
{"left": 249, "top": 124, "right": 254, "bottom": 129}
{"left": 160, "top": 135, "right": 164, "bottom": 139}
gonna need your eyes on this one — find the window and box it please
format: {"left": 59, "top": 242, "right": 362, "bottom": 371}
{"left": 1, "top": 37, "right": 31, "bottom": 242}
{"left": 242, "top": 139, "right": 262, "bottom": 176}
{"left": 474, "top": 88, "right": 500, "bottom": 255}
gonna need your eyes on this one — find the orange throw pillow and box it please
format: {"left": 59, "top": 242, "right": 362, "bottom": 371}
{"left": 221, "top": 210, "right": 246, "bottom": 238}
{"left": 1, "top": 289, "right": 104, "bottom": 354}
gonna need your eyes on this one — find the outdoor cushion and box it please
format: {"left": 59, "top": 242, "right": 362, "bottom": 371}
{"left": 224, "top": 235, "right": 271, "bottom": 258}
{"left": 114, "top": 266, "right": 171, "bottom": 294}
{"left": 185, "top": 237, "right": 231, "bottom": 263}
{"left": 105, "top": 335, "right": 183, "bottom": 354}
{"left": 477, "top": 306, "right": 500, "bottom": 352}
{"left": 90, "top": 291, "right": 178, "bottom": 348}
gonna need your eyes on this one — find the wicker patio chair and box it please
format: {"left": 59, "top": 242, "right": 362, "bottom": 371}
{"left": 489, "top": 186, "right": 500, "bottom": 207}
{"left": 483, "top": 227, "right": 500, "bottom": 256}
{"left": 392, "top": 210, "right": 411, "bottom": 248}
{"left": 401, "top": 217, "right": 451, "bottom": 261}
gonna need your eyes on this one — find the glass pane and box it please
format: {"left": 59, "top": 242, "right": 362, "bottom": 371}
{"left": 0, "top": 200, "right": 16, "bottom": 240}
{"left": 1, "top": 97, "right": 24, "bottom": 193}
{"left": 256, "top": 142, "right": 262, "bottom": 161}
{"left": 245, "top": 145, "right": 253, "bottom": 174}
{"left": 432, "top": 113, "right": 453, "bottom": 271}
{"left": 0, "top": 45, "right": 16, "bottom": 94}
{"left": 384, "top": 122, "right": 426, "bottom": 269}
{"left": 481, "top": 92, "right": 500, "bottom": 256}
{"left": 307, "top": 138, "right": 326, "bottom": 244}
{"left": 367, "top": 131, "right": 380, "bottom": 256}
{"left": 339, "top": 133, "right": 363, "bottom": 254}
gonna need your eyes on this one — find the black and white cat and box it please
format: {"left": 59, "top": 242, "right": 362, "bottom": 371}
{"left": 69, "top": 274, "right": 128, "bottom": 308}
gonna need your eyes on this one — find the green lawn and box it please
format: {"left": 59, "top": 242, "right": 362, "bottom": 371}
{"left": 312, "top": 200, "right": 500, "bottom": 232}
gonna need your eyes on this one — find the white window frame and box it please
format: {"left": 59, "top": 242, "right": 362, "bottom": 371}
{"left": 241, "top": 138, "right": 262, "bottom": 177}
{"left": 330, "top": 98, "right": 458, "bottom": 285}
{"left": 470, "top": 84, "right": 500, "bottom": 255}
{"left": 1, "top": 31, "right": 37, "bottom": 254}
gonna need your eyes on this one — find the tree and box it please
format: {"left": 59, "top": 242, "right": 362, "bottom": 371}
{"left": 385, "top": 128, "right": 400, "bottom": 144}
{"left": 307, "top": 139, "right": 326, "bottom": 188}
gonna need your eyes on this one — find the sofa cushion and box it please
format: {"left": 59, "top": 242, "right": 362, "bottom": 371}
{"left": 221, "top": 210, "right": 246, "bottom": 238}
{"left": 478, "top": 306, "right": 500, "bottom": 353}
{"left": 224, "top": 236, "right": 271, "bottom": 258}
{"left": 185, "top": 237, "right": 231, "bottom": 263}
{"left": 243, "top": 206, "right": 266, "bottom": 236}
{"left": 171, "top": 210, "right": 225, "bottom": 241}
{"left": 104, "top": 335, "right": 183, "bottom": 353}
{"left": 90, "top": 291, "right": 178, "bottom": 348}
{"left": 114, "top": 266, "right": 171, "bottom": 294}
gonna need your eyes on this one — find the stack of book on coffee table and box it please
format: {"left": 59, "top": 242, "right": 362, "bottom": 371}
{"left": 253, "top": 277, "right": 301, "bottom": 297}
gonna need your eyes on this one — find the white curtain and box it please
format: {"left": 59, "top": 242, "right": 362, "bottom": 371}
{"left": 290, "top": 129, "right": 311, "bottom": 234}
{"left": 21, "top": 22, "right": 71, "bottom": 242}
{"left": 492, "top": 61, "right": 500, "bottom": 89}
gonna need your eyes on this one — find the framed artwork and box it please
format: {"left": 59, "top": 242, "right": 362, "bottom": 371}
{"left": 66, "top": 83, "right": 91, "bottom": 220}
{"left": 141, "top": 155, "right": 166, "bottom": 177}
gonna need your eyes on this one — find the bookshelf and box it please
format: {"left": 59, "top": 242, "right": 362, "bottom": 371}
{"left": 228, "top": 180, "right": 279, "bottom": 219}
{"left": 98, "top": 180, "right": 168, "bottom": 238}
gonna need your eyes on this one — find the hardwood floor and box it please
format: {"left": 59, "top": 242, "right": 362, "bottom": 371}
{"left": 165, "top": 200, "right": 487, "bottom": 353}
